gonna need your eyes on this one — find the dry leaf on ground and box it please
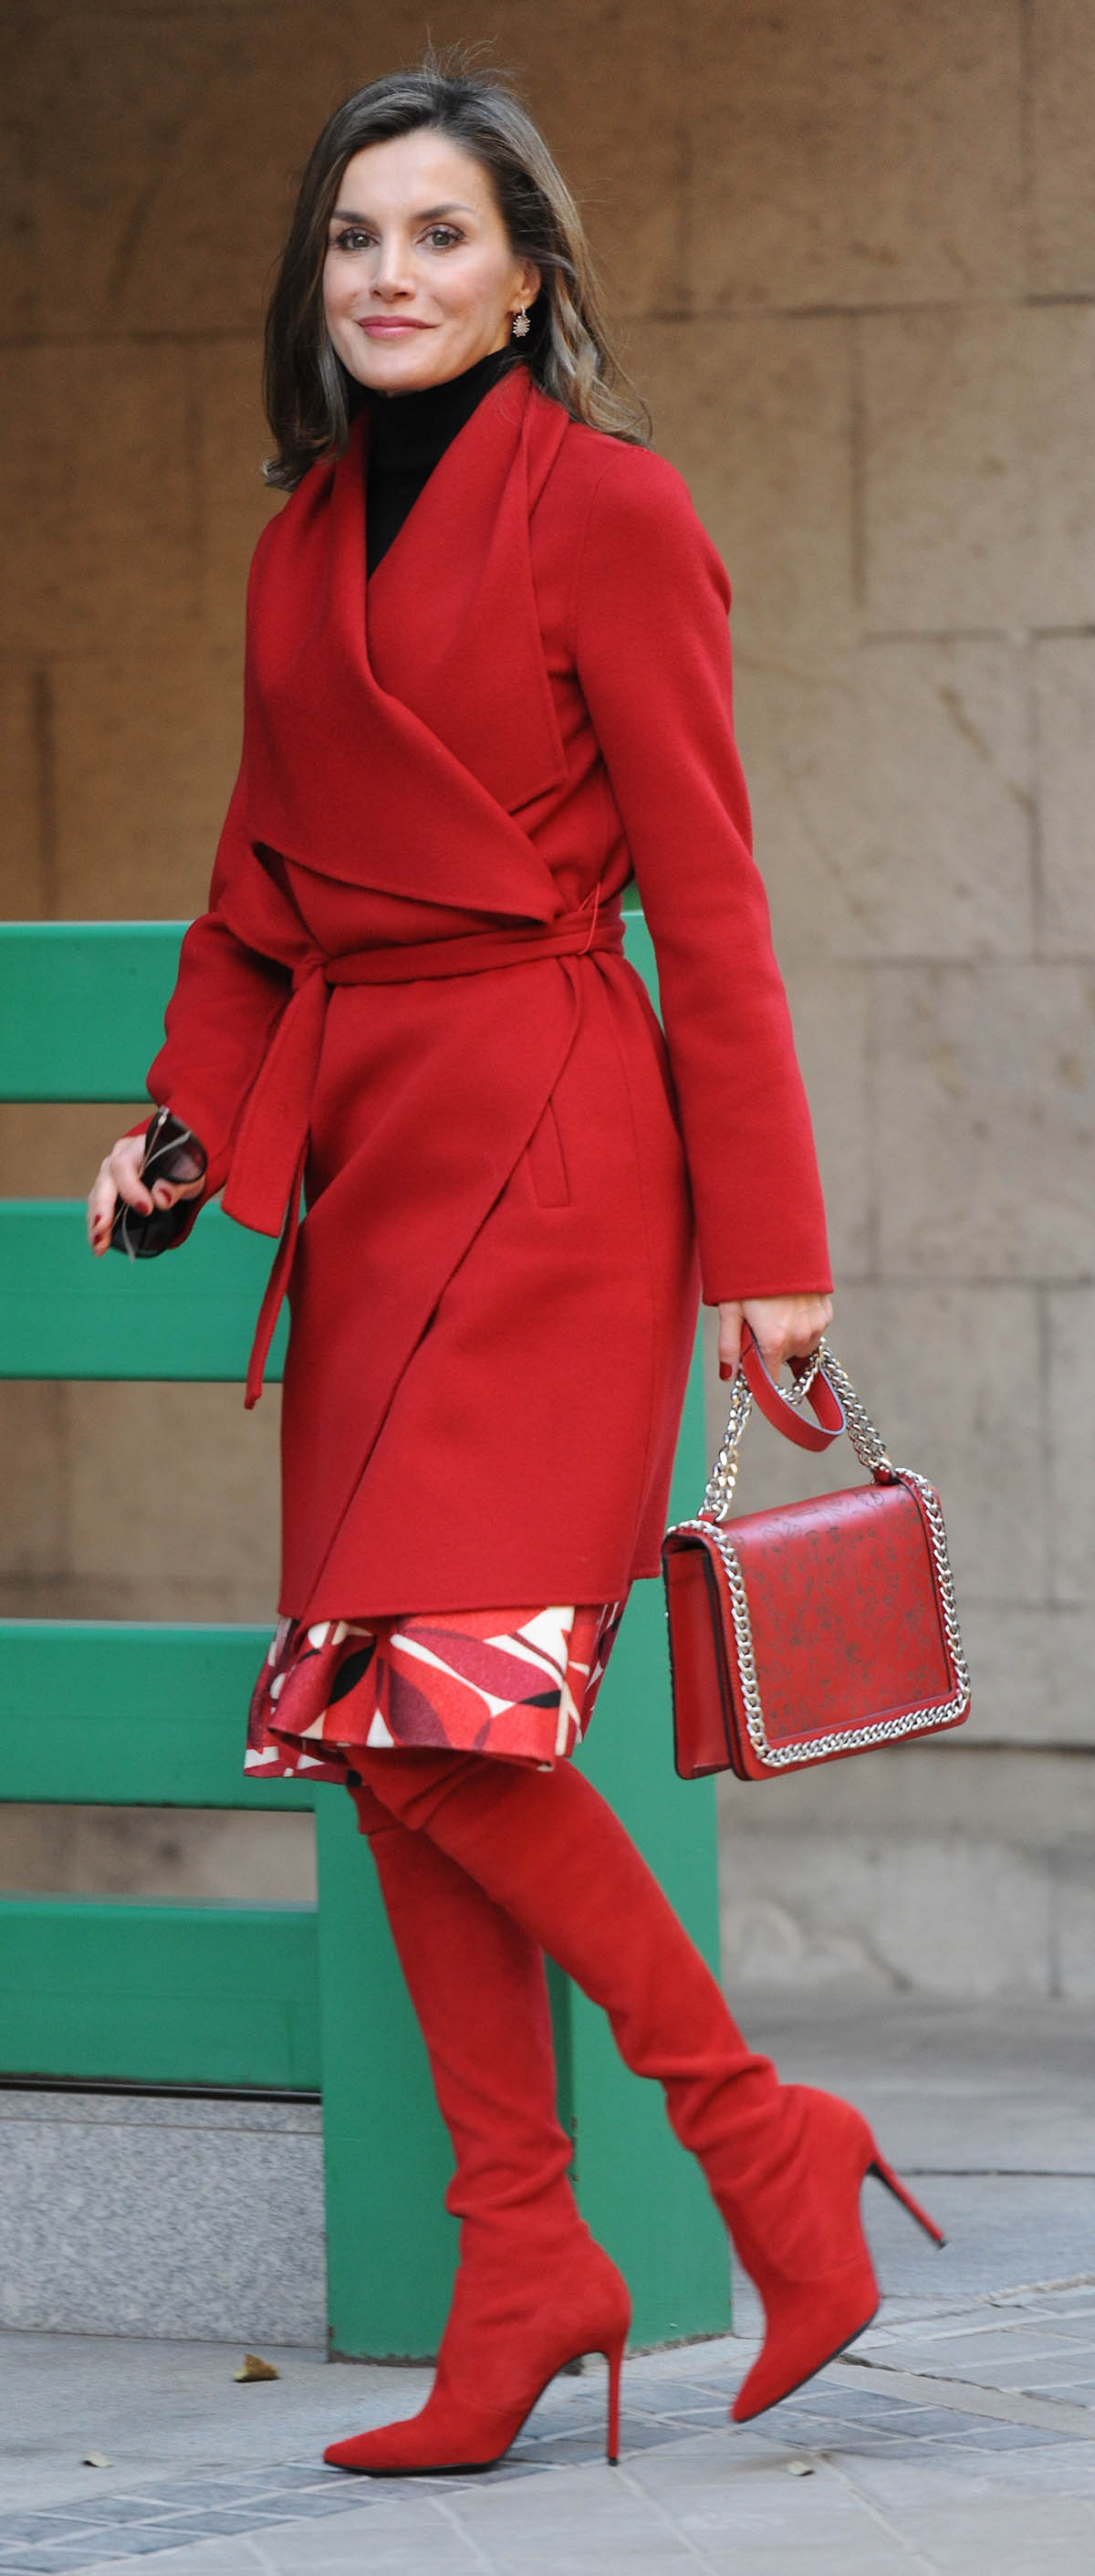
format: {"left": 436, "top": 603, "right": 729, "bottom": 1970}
{"left": 234, "top": 2353, "right": 280, "bottom": 2382}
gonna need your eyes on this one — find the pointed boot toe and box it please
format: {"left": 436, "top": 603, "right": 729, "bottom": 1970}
{"left": 323, "top": 2402, "right": 514, "bottom": 2476}
{"left": 730, "top": 2263, "right": 879, "bottom": 2423}
{"left": 726, "top": 2089, "right": 945, "bottom": 2423}
{"left": 323, "top": 2243, "right": 631, "bottom": 2477}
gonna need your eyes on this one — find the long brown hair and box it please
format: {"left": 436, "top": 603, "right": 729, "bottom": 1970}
{"left": 263, "top": 54, "right": 649, "bottom": 489}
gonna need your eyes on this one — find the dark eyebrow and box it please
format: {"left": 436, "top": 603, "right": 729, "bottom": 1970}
{"left": 328, "top": 201, "right": 477, "bottom": 225}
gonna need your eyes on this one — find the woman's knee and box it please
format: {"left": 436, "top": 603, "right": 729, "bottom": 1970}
{"left": 349, "top": 1744, "right": 509, "bottom": 1836}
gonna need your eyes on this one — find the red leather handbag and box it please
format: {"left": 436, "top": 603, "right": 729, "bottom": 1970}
{"left": 662, "top": 1332, "right": 970, "bottom": 1782}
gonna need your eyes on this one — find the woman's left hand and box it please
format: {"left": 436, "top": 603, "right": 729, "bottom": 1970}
{"left": 717, "top": 1293, "right": 833, "bottom": 1382}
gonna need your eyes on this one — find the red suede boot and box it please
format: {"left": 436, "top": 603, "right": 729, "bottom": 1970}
{"left": 353, "top": 1751, "right": 943, "bottom": 2426}
{"left": 324, "top": 1804, "right": 629, "bottom": 2475}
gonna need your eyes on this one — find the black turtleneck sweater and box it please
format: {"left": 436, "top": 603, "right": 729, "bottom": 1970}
{"left": 364, "top": 347, "right": 523, "bottom": 573}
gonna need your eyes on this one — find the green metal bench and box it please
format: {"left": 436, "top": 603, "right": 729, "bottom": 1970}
{"left": 0, "top": 914, "right": 728, "bottom": 2354}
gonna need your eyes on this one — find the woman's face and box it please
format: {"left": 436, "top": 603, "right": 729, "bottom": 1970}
{"left": 323, "top": 130, "right": 540, "bottom": 394}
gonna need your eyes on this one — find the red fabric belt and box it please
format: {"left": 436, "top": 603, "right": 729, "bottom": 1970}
{"left": 327, "top": 911, "right": 623, "bottom": 984}
{"left": 226, "top": 903, "right": 624, "bottom": 1408}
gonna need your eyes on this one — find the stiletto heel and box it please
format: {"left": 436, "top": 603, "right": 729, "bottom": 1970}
{"left": 869, "top": 2152, "right": 946, "bottom": 2246}
{"left": 604, "top": 2328, "right": 626, "bottom": 2465}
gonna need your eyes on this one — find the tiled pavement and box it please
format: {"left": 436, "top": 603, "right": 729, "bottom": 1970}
{"left": 4, "top": 2293, "right": 1095, "bottom": 2574}
{"left": 4, "top": 1996, "right": 1094, "bottom": 2573}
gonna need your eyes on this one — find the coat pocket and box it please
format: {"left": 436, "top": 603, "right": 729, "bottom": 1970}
{"left": 524, "top": 1096, "right": 571, "bottom": 1209}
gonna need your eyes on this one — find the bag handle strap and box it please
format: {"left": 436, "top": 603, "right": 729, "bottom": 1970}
{"left": 699, "top": 1335, "right": 896, "bottom": 1524}
{"left": 739, "top": 1325, "right": 845, "bottom": 1452}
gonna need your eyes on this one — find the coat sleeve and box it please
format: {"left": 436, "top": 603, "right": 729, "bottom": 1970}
{"left": 572, "top": 445, "right": 831, "bottom": 1304}
{"left": 144, "top": 517, "right": 299, "bottom": 1205}
{"left": 144, "top": 770, "right": 295, "bottom": 1205}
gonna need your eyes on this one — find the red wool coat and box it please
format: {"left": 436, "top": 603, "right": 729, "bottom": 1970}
{"left": 148, "top": 368, "right": 830, "bottom": 1620}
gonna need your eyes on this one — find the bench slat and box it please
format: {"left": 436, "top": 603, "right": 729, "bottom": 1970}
{"left": 0, "top": 1897, "right": 320, "bottom": 2088}
{"left": 0, "top": 922, "right": 188, "bottom": 1101}
{"left": 0, "top": 1623, "right": 313, "bottom": 1808}
{"left": 0, "top": 1202, "right": 285, "bottom": 1379}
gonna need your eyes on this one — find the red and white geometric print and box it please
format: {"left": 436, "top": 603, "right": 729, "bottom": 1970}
{"left": 245, "top": 1599, "right": 625, "bottom": 1782}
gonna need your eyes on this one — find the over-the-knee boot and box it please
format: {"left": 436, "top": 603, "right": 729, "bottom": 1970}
{"left": 352, "top": 1751, "right": 943, "bottom": 2427}
{"left": 324, "top": 1802, "right": 629, "bottom": 2475}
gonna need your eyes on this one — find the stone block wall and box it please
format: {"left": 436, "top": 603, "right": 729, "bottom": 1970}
{"left": 2, "top": 3, "right": 1093, "bottom": 1985}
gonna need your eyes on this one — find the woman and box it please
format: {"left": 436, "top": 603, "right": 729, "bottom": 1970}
{"left": 87, "top": 60, "right": 939, "bottom": 2474}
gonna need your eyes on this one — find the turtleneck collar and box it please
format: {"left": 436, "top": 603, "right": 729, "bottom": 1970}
{"left": 360, "top": 346, "right": 526, "bottom": 576}
{"left": 367, "top": 347, "right": 524, "bottom": 475}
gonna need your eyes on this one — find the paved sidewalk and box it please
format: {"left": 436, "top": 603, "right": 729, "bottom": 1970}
{"left": 4, "top": 1995, "right": 1094, "bottom": 2573}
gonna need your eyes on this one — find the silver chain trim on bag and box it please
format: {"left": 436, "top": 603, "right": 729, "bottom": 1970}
{"left": 688, "top": 1340, "right": 971, "bottom": 1767}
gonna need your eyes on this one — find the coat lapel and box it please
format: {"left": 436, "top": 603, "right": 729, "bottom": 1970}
{"left": 365, "top": 368, "right": 568, "bottom": 815}
{"left": 242, "top": 371, "right": 568, "bottom": 923}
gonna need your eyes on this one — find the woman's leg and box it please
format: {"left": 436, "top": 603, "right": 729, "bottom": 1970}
{"left": 348, "top": 1749, "right": 942, "bottom": 2427}
{"left": 325, "top": 1787, "right": 629, "bottom": 2474}
{"left": 363, "top": 1796, "right": 578, "bottom": 2242}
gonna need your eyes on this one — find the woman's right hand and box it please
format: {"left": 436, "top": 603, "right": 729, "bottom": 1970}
{"left": 86, "top": 1126, "right": 205, "bottom": 1258}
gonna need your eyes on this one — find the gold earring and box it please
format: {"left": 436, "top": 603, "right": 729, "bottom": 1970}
{"left": 512, "top": 306, "right": 530, "bottom": 340}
